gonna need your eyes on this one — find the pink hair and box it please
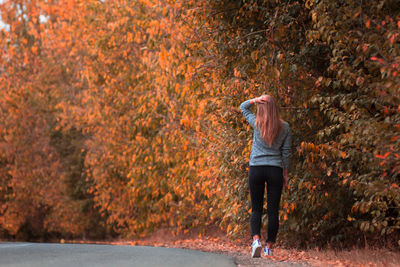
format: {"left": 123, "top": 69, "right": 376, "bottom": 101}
{"left": 255, "top": 95, "right": 284, "bottom": 146}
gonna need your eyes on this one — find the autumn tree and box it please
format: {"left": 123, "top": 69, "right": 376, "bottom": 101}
{"left": 0, "top": 0, "right": 108, "bottom": 240}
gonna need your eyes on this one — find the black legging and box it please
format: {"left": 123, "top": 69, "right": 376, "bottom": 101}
{"left": 248, "top": 165, "right": 283, "bottom": 243}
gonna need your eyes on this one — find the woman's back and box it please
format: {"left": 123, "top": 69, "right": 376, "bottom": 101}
{"left": 240, "top": 99, "right": 291, "bottom": 169}
{"left": 250, "top": 120, "right": 290, "bottom": 167}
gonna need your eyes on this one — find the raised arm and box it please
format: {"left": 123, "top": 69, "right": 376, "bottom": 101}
{"left": 240, "top": 99, "right": 256, "bottom": 128}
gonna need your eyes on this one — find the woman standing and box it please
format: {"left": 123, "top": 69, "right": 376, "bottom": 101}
{"left": 240, "top": 94, "right": 291, "bottom": 258}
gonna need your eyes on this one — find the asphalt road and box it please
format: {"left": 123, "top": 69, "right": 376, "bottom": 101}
{"left": 0, "top": 242, "right": 236, "bottom": 267}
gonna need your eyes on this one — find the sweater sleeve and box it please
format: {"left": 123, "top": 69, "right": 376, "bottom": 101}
{"left": 240, "top": 99, "right": 256, "bottom": 129}
{"left": 281, "top": 125, "right": 291, "bottom": 170}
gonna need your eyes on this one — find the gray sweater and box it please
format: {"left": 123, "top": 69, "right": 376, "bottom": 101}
{"left": 240, "top": 99, "right": 291, "bottom": 169}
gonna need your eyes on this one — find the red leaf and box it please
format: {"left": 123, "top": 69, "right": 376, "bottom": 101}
{"left": 384, "top": 106, "right": 388, "bottom": 114}
{"left": 390, "top": 34, "right": 396, "bottom": 45}
{"left": 370, "top": 57, "right": 385, "bottom": 64}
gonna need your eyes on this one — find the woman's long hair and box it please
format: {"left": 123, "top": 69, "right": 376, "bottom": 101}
{"left": 255, "top": 95, "right": 284, "bottom": 146}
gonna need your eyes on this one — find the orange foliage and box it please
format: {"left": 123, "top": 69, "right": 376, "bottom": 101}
{"left": 0, "top": 0, "right": 398, "bottom": 248}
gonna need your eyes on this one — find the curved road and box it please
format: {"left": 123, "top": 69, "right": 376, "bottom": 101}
{"left": 0, "top": 242, "right": 236, "bottom": 267}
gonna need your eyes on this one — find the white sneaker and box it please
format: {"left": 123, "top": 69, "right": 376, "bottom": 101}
{"left": 251, "top": 239, "right": 262, "bottom": 258}
{"left": 264, "top": 246, "right": 273, "bottom": 256}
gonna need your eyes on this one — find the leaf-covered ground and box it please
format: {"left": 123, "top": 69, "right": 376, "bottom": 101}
{"left": 62, "top": 227, "right": 400, "bottom": 267}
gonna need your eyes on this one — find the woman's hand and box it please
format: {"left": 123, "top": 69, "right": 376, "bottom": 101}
{"left": 283, "top": 169, "right": 288, "bottom": 191}
{"left": 251, "top": 95, "right": 269, "bottom": 104}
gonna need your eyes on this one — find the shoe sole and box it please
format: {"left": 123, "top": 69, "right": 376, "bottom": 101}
{"left": 252, "top": 246, "right": 262, "bottom": 258}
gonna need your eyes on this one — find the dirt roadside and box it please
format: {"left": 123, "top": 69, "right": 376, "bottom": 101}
{"left": 62, "top": 227, "right": 400, "bottom": 267}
